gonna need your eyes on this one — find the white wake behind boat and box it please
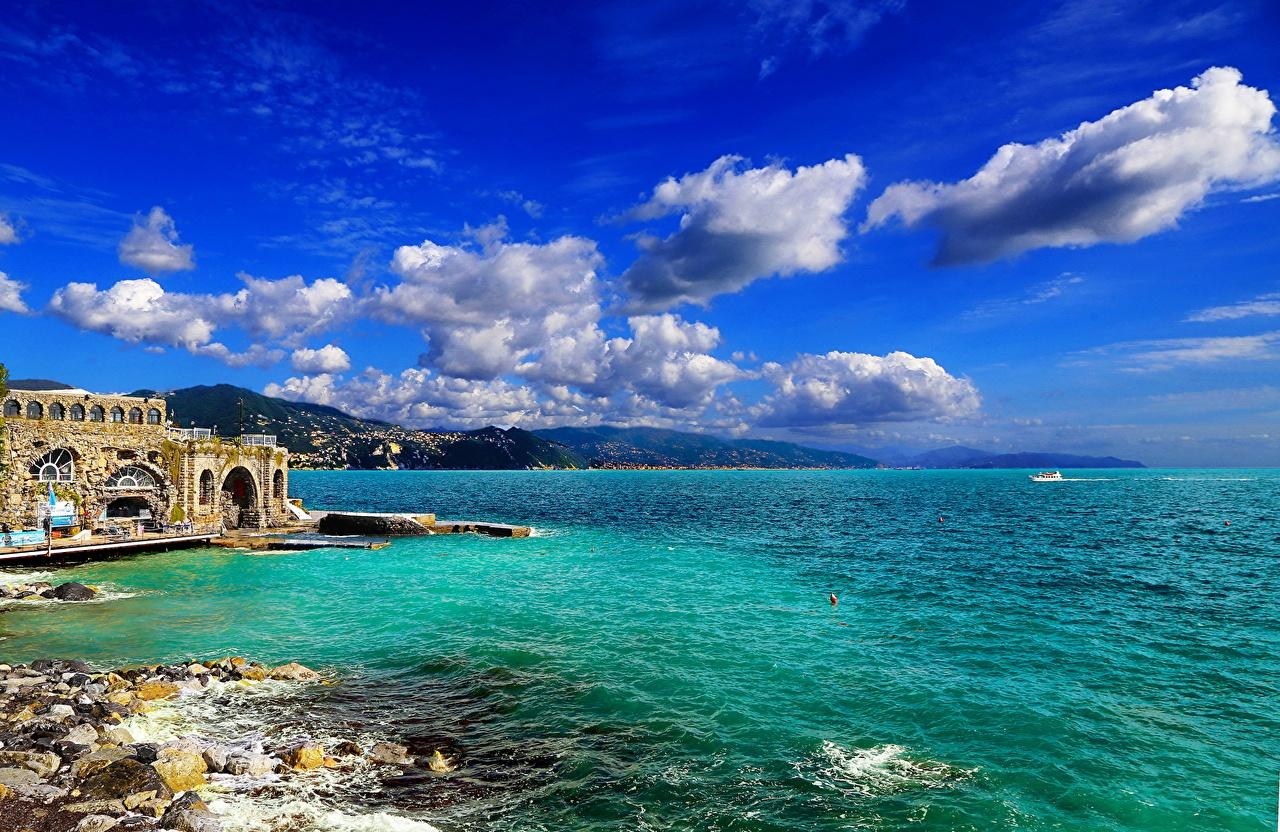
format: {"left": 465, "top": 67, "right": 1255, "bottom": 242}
{"left": 1029, "top": 470, "right": 1063, "bottom": 482}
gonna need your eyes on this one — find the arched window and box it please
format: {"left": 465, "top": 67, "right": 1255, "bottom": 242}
{"left": 89, "top": 405, "right": 105, "bottom": 422}
{"left": 49, "top": 403, "right": 66, "bottom": 420}
{"left": 26, "top": 401, "right": 43, "bottom": 419}
{"left": 199, "top": 470, "right": 214, "bottom": 505}
{"left": 29, "top": 449, "right": 74, "bottom": 483}
{"left": 70, "top": 404, "right": 85, "bottom": 421}
{"left": 3, "top": 399, "right": 19, "bottom": 417}
{"left": 110, "top": 407, "right": 124, "bottom": 423}
{"left": 148, "top": 408, "right": 162, "bottom": 425}
{"left": 128, "top": 407, "right": 143, "bottom": 424}
{"left": 105, "top": 466, "right": 157, "bottom": 489}
{"left": 272, "top": 469, "right": 285, "bottom": 500}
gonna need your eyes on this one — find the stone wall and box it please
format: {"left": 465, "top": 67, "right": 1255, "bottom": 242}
{"left": 1, "top": 389, "right": 291, "bottom": 531}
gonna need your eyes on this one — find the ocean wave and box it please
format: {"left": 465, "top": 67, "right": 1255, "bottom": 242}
{"left": 207, "top": 798, "right": 444, "bottom": 832}
{"left": 801, "top": 741, "right": 974, "bottom": 797}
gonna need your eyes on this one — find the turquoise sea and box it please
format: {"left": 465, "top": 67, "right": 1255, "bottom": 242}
{"left": 1, "top": 469, "right": 1277, "bottom": 831}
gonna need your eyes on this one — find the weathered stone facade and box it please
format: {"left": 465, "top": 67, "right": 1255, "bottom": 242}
{"left": 1, "top": 387, "right": 290, "bottom": 531}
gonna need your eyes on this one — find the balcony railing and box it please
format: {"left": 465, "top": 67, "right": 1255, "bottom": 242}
{"left": 241, "top": 434, "right": 277, "bottom": 447}
{"left": 168, "top": 427, "right": 213, "bottom": 441}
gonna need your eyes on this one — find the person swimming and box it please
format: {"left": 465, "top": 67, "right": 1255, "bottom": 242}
{"left": 829, "top": 593, "right": 838, "bottom": 606}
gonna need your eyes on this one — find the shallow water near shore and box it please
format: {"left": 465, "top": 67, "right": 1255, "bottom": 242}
{"left": 2, "top": 469, "right": 1277, "bottom": 831}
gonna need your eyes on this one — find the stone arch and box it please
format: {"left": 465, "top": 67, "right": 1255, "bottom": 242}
{"left": 109, "top": 406, "right": 124, "bottom": 423}
{"left": 128, "top": 407, "right": 143, "bottom": 424}
{"left": 49, "top": 402, "right": 66, "bottom": 420}
{"left": 272, "top": 469, "right": 285, "bottom": 501}
{"left": 148, "top": 408, "right": 162, "bottom": 425}
{"left": 89, "top": 405, "right": 105, "bottom": 422}
{"left": 4, "top": 399, "right": 20, "bottom": 417}
{"left": 70, "top": 403, "right": 85, "bottom": 421}
{"left": 26, "top": 401, "right": 43, "bottom": 419}
{"left": 100, "top": 461, "right": 167, "bottom": 526}
{"left": 222, "top": 466, "right": 258, "bottom": 509}
{"left": 199, "top": 469, "right": 215, "bottom": 505}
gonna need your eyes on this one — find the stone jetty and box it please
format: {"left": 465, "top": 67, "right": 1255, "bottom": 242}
{"left": 311, "top": 510, "right": 531, "bottom": 538}
{"left": 0, "top": 657, "right": 440, "bottom": 832}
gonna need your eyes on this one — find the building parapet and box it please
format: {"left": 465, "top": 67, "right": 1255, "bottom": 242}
{"left": 241, "top": 434, "right": 277, "bottom": 447}
{"left": 168, "top": 427, "right": 213, "bottom": 441}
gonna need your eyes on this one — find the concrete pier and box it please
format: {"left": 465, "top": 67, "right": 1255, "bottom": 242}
{"left": 310, "top": 510, "right": 531, "bottom": 538}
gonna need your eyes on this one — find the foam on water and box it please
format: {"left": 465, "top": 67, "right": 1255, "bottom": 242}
{"left": 803, "top": 741, "right": 975, "bottom": 797}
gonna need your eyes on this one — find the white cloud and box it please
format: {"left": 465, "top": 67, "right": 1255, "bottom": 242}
{"left": 47, "top": 273, "right": 350, "bottom": 366}
{"left": 962, "top": 273, "right": 1084, "bottom": 320}
{"left": 373, "top": 227, "right": 605, "bottom": 380}
{"left": 598, "top": 314, "right": 743, "bottom": 408}
{"left": 290, "top": 344, "right": 351, "bottom": 373}
{"left": 118, "top": 206, "right": 196, "bottom": 274}
{"left": 1074, "top": 331, "right": 1280, "bottom": 371}
{"left": 621, "top": 153, "right": 866, "bottom": 310}
{"left": 1186, "top": 291, "right": 1280, "bottom": 322}
{"left": 865, "top": 67, "right": 1280, "bottom": 265}
{"left": 0, "top": 214, "right": 18, "bottom": 244}
{"left": 753, "top": 350, "right": 981, "bottom": 427}
{"left": 0, "top": 272, "right": 30, "bottom": 314}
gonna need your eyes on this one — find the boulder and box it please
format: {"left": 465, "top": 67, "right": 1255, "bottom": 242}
{"left": 268, "top": 662, "right": 321, "bottom": 682}
{"left": 237, "top": 665, "right": 268, "bottom": 682}
{"left": 222, "top": 753, "right": 276, "bottom": 776}
{"left": 0, "top": 766, "right": 41, "bottom": 787}
{"left": 135, "top": 682, "right": 181, "bottom": 701}
{"left": 367, "top": 741, "right": 413, "bottom": 766}
{"left": 201, "top": 745, "right": 229, "bottom": 774}
{"left": 426, "top": 750, "right": 454, "bottom": 773}
{"left": 76, "top": 816, "right": 120, "bottom": 832}
{"left": 162, "top": 808, "right": 224, "bottom": 832}
{"left": 72, "top": 747, "right": 134, "bottom": 779}
{"left": 64, "top": 723, "right": 100, "bottom": 746}
{"left": 80, "top": 758, "right": 172, "bottom": 801}
{"left": 0, "top": 749, "right": 61, "bottom": 777}
{"left": 152, "top": 748, "right": 208, "bottom": 792}
{"left": 49, "top": 582, "right": 99, "bottom": 601}
{"left": 331, "top": 740, "right": 363, "bottom": 757}
{"left": 282, "top": 743, "right": 326, "bottom": 770}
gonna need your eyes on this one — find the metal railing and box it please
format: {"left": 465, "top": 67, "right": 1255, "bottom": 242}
{"left": 241, "top": 434, "right": 277, "bottom": 447}
{"left": 167, "top": 427, "right": 213, "bottom": 441}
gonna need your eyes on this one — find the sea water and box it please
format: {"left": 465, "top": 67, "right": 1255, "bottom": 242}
{"left": 1, "top": 469, "right": 1277, "bottom": 831}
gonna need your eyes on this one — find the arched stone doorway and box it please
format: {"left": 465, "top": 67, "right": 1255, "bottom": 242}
{"left": 221, "top": 466, "right": 260, "bottom": 529}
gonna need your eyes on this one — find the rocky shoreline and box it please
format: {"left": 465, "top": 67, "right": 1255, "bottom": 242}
{"left": 0, "top": 656, "right": 447, "bottom": 832}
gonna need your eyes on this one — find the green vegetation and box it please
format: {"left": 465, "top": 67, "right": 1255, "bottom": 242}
{"left": 0, "top": 361, "right": 7, "bottom": 476}
{"left": 534, "top": 426, "right": 879, "bottom": 469}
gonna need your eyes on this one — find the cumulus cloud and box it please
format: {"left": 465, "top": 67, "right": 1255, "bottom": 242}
{"left": 865, "top": 67, "right": 1280, "bottom": 265}
{"left": 47, "top": 273, "right": 350, "bottom": 366}
{"left": 0, "top": 272, "right": 30, "bottom": 314}
{"left": 753, "top": 350, "right": 980, "bottom": 427}
{"left": 291, "top": 344, "right": 351, "bottom": 373}
{"left": 0, "top": 214, "right": 18, "bottom": 244}
{"left": 372, "top": 227, "right": 605, "bottom": 380}
{"left": 621, "top": 153, "right": 866, "bottom": 310}
{"left": 1186, "top": 291, "right": 1280, "bottom": 322}
{"left": 597, "top": 314, "right": 743, "bottom": 408}
{"left": 118, "top": 206, "right": 196, "bottom": 273}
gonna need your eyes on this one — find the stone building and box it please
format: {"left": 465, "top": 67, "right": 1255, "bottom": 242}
{"left": 1, "top": 384, "right": 291, "bottom": 532}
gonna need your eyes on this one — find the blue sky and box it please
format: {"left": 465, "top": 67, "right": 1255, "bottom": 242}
{"left": 1, "top": 0, "right": 1278, "bottom": 465}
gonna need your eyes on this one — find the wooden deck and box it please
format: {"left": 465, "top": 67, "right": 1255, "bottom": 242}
{"left": 0, "top": 531, "right": 219, "bottom": 565}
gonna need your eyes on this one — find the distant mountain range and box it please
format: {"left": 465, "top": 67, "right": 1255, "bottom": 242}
{"left": 889, "top": 445, "right": 1144, "bottom": 469}
{"left": 147, "top": 385, "right": 878, "bottom": 470}
{"left": 533, "top": 426, "right": 878, "bottom": 469}
{"left": 7, "top": 378, "right": 1145, "bottom": 470}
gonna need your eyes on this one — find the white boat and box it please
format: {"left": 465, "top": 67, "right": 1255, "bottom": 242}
{"left": 1029, "top": 470, "right": 1062, "bottom": 482}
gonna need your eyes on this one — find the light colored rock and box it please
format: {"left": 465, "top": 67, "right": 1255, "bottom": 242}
{"left": 152, "top": 748, "right": 208, "bottom": 792}
{"left": 123, "top": 788, "right": 159, "bottom": 809}
{"left": 268, "top": 662, "right": 321, "bottom": 682}
{"left": 202, "top": 745, "right": 229, "bottom": 773}
{"left": 135, "top": 681, "right": 181, "bottom": 701}
{"left": 75, "top": 815, "right": 120, "bottom": 832}
{"left": 64, "top": 799, "right": 127, "bottom": 814}
{"left": 65, "top": 723, "right": 100, "bottom": 746}
{"left": 426, "top": 750, "right": 454, "bottom": 773}
{"left": 100, "top": 725, "right": 136, "bottom": 745}
{"left": 165, "top": 808, "right": 224, "bottom": 832}
{"left": 0, "top": 749, "right": 60, "bottom": 777}
{"left": 223, "top": 753, "right": 276, "bottom": 776}
{"left": 367, "top": 741, "right": 413, "bottom": 766}
{"left": 282, "top": 743, "right": 326, "bottom": 770}
{"left": 0, "top": 766, "right": 40, "bottom": 786}
{"left": 71, "top": 747, "right": 133, "bottom": 779}
{"left": 49, "top": 703, "right": 77, "bottom": 719}
{"left": 186, "top": 663, "right": 210, "bottom": 676}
